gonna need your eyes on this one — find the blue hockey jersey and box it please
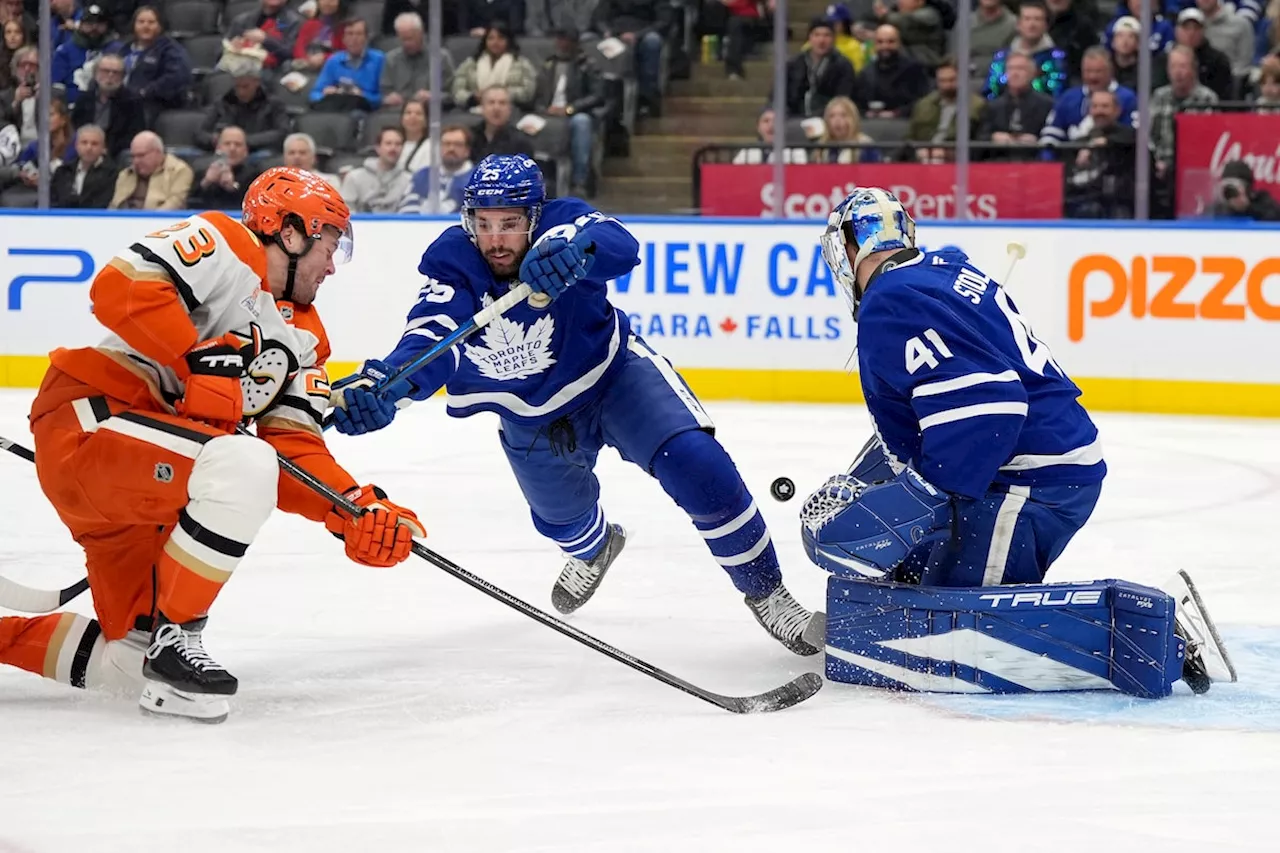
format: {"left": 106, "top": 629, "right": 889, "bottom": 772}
{"left": 380, "top": 198, "right": 641, "bottom": 425}
{"left": 1039, "top": 81, "right": 1138, "bottom": 144}
{"left": 856, "top": 248, "right": 1105, "bottom": 500}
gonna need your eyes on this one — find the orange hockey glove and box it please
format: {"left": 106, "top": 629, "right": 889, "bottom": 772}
{"left": 324, "top": 485, "right": 426, "bottom": 568}
{"left": 175, "top": 334, "right": 247, "bottom": 432}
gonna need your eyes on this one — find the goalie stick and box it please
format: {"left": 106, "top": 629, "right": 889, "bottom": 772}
{"left": 0, "top": 435, "right": 92, "bottom": 613}
{"left": 262, "top": 432, "right": 824, "bottom": 714}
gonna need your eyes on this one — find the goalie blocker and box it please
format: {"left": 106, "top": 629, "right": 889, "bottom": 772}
{"left": 820, "top": 570, "right": 1236, "bottom": 699}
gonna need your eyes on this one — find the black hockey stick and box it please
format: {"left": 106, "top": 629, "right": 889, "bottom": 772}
{"left": 0, "top": 435, "right": 92, "bottom": 612}
{"left": 264, "top": 435, "right": 824, "bottom": 714}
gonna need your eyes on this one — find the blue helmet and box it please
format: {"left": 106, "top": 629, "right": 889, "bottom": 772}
{"left": 820, "top": 187, "right": 916, "bottom": 314}
{"left": 461, "top": 154, "right": 546, "bottom": 239}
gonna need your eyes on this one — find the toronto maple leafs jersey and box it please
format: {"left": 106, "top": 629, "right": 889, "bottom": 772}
{"left": 856, "top": 248, "right": 1106, "bottom": 500}
{"left": 381, "top": 198, "right": 641, "bottom": 425}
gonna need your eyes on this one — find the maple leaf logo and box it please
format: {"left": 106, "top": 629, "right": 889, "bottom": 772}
{"left": 719, "top": 317, "right": 738, "bottom": 334}
{"left": 464, "top": 315, "right": 557, "bottom": 381}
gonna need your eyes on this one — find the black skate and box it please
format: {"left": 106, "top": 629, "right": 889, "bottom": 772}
{"left": 139, "top": 615, "right": 238, "bottom": 723}
{"left": 1167, "top": 570, "right": 1237, "bottom": 695}
{"left": 551, "top": 524, "right": 627, "bottom": 614}
{"left": 746, "top": 584, "right": 824, "bottom": 657}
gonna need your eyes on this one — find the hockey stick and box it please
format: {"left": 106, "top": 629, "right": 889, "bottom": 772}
{"left": 322, "top": 282, "right": 535, "bottom": 431}
{"left": 0, "top": 435, "right": 92, "bottom": 613}
{"left": 264, "top": 436, "right": 824, "bottom": 714}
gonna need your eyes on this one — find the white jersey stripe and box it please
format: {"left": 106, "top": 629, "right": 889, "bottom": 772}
{"left": 912, "top": 370, "right": 1020, "bottom": 398}
{"left": 1000, "top": 437, "right": 1104, "bottom": 471}
{"left": 919, "top": 402, "right": 1028, "bottom": 431}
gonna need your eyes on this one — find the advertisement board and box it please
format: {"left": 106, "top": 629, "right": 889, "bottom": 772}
{"left": 1, "top": 212, "right": 1278, "bottom": 416}
{"left": 698, "top": 163, "right": 1065, "bottom": 219}
{"left": 1174, "top": 112, "right": 1280, "bottom": 217}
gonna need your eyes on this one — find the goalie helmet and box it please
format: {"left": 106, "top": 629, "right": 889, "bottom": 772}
{"left": 820, "top": 187, "right": 917, "bottom": 315}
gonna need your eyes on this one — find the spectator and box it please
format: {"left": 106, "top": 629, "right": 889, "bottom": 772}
{"left": 398, "top": 123, "right": 474, "bottom": 214}
{"left": 971, "top": 0, "right": 1017, "bottom": 80}
{"left": 814, "top": 95, "right": 879, "bottom": 163}
{"left": 1175, "top": 8, "right": 1234, "bottom": 99}
{"left": 1041, "top": 47, "right": 1137, "bottom": 148}
{"left": 985, "top": 0, "right": 1069, "bottom": 99}
{"left": 872, "top": 0, "right": 945, "bottom": 69}
{"left": 979, "top": 52, "right": 1054, "bottom": 160}
{"left": 47, "top": 0, "right": 82, "bottom": 54}
{"left": 591, "top": 0, "right": 673, "bottom": 117}
{"left": 8, "top": 96, "right": 74, "bottom": 189}
{"left": 188, "top": 126, "right": 258, "bottom": 209}
{"left": 72, "top": 52, "right": 146, "bottom": 159}
{"left": 527, "top": 0, "right": 596, "bottom": 38}
{"left": 471, "top": 85, "right": 535, "bottom": 160}
{"left": 110, "top": 129, "right": 192, "bottom": 209}
{"left": 1213, "top": 159, "right": 1280, "bottom": 220}
{"left": 2, "top": 44, "right": 36, "bottom": 142}
{"left": 781, "top": 17, "right": 856, "bottom": 118}
{"left": 196, "top": 55, "right": 289, "bottom": 161}
{"left": 226, "top": 0, "right": 303, "bottom": 73}
{"left": 907, "top": 56, "right": 986, "bottom": 163}
{"left": 397, "top": 98, "right": 433, "bottom": 173}
{"left": 1045, "top": 0, "right": 1098, "bottom": 83}
{"left": 702, "top": 0, "right": 773, "bottom": 81}
{"left": 1109, "top": 16, "right": 1169, "bottom": 93}
{"left": 1150, "top": 45, "right": 1218, "bottom": 206}
{"left": 855, "top": 24, "right": 931, "bottom": 118}
{"left": 97, "top": 0, "right": 140, "bottom": 36}
{"left": 107, "top": 5, "right": 192, "bottom": 126}
{"left": 731, "top": 106, "right": 808, "bottom": 164}
{"left": 1105, "top": 0, "right": 1174, "bottom": 58}
{"left": 294, "top": 0, "right": 346, "bottom": 66}
{"left": 534, "top": 26, "right": 603, "bottom": 196}
{"left": 1254, "top": 63, "right": 1280, "bottom": 108}
{"left": 339, "top": 125, "right": 411, "bottom": 212}
{"left": 52, "top": 3, "right": 114, "bottom": 103}
{"left": 458, "top": 0, "right": 525, "bottom": 36}
{"left": 451, "top": 23, "right": 537, "bottom": 111}
{"left": 310, "top": 17, "right": 385, "bottom": 111}
{"left": 1065, "top": 89, "right": 1136, "bottom": 218}
{"left": 0, "top": 19, "right": 27, "bottom": 93}
{"left": 0, "top": 102, "right": 17, "bottom": 168}
{"left": 381, "top": 11, "right": 452, "bottom": 109}
{"left": 814, "top": 4, "right": 867, "bottom": 73}
{"left": 1197, "top": 0, "right": 1254, "bottom": 76}
{"left": 0, "top": 0, "right": 34, "bottom": 48}
{"left": 282, "top": 130, "right": 340, "bottom": 186}
{"left": 51, "top": 124, "right": 118, "bottom": 208}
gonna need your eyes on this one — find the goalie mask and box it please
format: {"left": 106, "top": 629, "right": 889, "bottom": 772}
{"left": 820, "top": 187, "right": 917, "bottom": 317}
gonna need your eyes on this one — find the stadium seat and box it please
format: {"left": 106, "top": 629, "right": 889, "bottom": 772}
{"left": 361, "top": 109, "right": 404, "bottom": 148}
{"left": 324, "top": 151, "right": 366, "bottom": 176}
{"left": 520, "top": 37, "right": 557, "bottom": 67}
{"left": 351, "top": 0, "right": 385, "bottom": 37}
{"left": 0, "top": 186, "right": 36, "bottom": 208}
{"left": 374, "top": 34, "right": 399, "bottom": 53}
{"left": 181, "top": 34, "right": 226, "bottom": 73}
{"left": 862, "top": 117, "right": 911, "bottom": 145}
{"left": 154, "top": 108, "right": 210, "bottom": 148}
{"left": 224, "top": 0, "right": 260, "bottom": 25}
{"left": 202, "top": 71, "right": 236, "bottom": 105}
{"left": 295, "top": 112, "right": 359, "bottom": 155}
{"left": 274, "top": 75, "right": 316, "bottom": 115}
{"left": 164, "top": 0, "right": 221, "bottom": 37}
{"left": 445, "top": 34, "right": 478, "bottom": 67}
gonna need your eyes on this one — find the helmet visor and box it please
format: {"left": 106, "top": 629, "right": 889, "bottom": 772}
{"left": 334, "top": 221, "right": 354, "bottom": 265}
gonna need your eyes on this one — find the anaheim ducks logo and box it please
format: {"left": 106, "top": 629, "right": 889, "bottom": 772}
{"left": 234, "top": 323, "right": 300, "bottom": 419}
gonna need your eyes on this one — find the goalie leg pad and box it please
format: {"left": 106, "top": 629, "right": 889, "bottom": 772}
{"left": 822, "top": 577, "right": 1184, "bottom": 698}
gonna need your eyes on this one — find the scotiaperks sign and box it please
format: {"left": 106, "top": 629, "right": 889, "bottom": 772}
{"left": 1067, "top": 253, "right": 1280, "bottom": 341}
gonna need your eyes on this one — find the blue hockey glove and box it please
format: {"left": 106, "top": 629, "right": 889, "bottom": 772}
{"left": 329, "top": 359, "right": 411, "bottom": 436}
{"left": 800, "top": 469, "right": 952, "bottom": 577}
{"left": 519, "top": 228, "right": 595, "bottom": 301}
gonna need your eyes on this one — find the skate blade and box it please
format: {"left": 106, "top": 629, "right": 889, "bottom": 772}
{"left": 1165, "top": 570, "right": 1238, "bottom": 684}
{"left": 139, "top": 683, "right": 231, "bottom": 724}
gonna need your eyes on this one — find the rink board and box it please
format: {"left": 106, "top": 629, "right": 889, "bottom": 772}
{"left": 1, "top": 212, "right": 1278, "bottom": 417}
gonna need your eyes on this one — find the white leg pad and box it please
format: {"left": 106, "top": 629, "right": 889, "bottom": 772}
{"left": 184, "top": 434, "right": 279, "bottom": 554}
{"left": 83, "top": 631, "right": 149, "bottom": 694}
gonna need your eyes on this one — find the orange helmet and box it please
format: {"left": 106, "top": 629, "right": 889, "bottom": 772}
{"left": 242, "top": 167, "right": 353, "bottom": 264}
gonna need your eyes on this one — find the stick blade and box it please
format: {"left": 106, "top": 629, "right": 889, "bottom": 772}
{"left": 719, "top": 672, "right": 824, "bottom": 714}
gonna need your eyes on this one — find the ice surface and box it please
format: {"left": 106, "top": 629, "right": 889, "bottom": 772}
{"left": 2, "top": 389, "right": 1278, "bottom": 852}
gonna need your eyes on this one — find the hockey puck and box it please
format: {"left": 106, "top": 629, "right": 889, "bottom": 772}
{"left": 770, "top": 477, "right": 796, "bottom": 502}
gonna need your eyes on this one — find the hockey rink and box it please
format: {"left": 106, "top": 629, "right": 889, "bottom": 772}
{"left": 1, "top": 388, "right": 1278, "bottom": 852}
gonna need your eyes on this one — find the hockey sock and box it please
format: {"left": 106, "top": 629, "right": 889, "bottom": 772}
{"left": 533, "top": 503, "right": 612, "bottom": 561}
{"left": 157, "top": 435, "right": 277, "bottom": 624}
{"left": 0, "top": 612, "right": 105, "bottom": 688}
{"left": 651, "top": 430, "right": 782, "bottom": 599}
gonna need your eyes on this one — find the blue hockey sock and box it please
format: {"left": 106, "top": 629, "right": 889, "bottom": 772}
{"left": 651, "top": 431, "right": 782, "bottom": 599}
{"left": 532, "top": 503, "right": 611, "bottom": 561}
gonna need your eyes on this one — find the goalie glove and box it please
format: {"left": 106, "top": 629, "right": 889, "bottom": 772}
{"left": 800, "top": 469, "right": 952, "bottom": 578}
{"left": 519, "top": 225, "right": 595, "bottom": 302}
{"left": 324, "top": 484, "right": 425, "bottom": 568}
{"left": 330, "top": 359, "right": 414, "bottom": 436}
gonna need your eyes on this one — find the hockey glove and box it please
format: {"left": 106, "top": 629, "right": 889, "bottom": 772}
{"left": 519, "top": 228, "right": 595, "bottom": 302}
{"left": 330, "top": 359, "right": 412, "bottom": 436}
{"left": 175, "top": 334, "right": 247, "bottom": 433}
{"left": 324, "top": 484, "right": 426, "bottom": 568}
{"left": 800, "top": 469, "right": 952, "bottom": 578}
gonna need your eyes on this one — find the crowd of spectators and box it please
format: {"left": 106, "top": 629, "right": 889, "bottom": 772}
{"left": 0, "top": 0, "right": 686, "bottom": 211}
{"left": 723, "top": 0, "right": 1280, "bottom": 219}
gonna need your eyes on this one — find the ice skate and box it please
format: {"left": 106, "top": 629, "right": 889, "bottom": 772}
{"left": 140, "top": 616, "right": 237, "bottom": 723}
{"left": 746, "top": 583, "right": 824, "bottom": 657}
{"left": 551, "top": 524, "right": 627, "bottom": 614}
{"left": 1166, "top": 570, "right": 1237, "bottom": 695}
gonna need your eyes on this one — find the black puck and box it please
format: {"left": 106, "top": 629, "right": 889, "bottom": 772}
{"left": 770, "top": 477, "right": 796, "bottom": 502}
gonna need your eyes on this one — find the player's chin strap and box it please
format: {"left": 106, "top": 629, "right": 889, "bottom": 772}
{"left": 268, "top": 216, "right": 318, "bottom": 303}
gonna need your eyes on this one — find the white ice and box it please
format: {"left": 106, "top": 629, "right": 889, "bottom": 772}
{"left": 2, "top": 388, "right": 1279, "bottom": 853}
